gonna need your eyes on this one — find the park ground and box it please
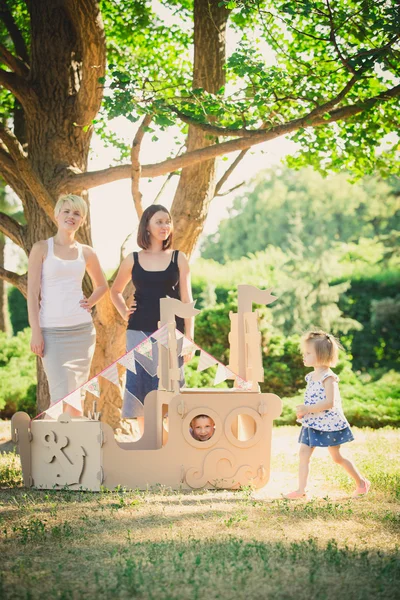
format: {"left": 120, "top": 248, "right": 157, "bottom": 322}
{"left": 0, "top": 421, "right": 399, "bottom": 599}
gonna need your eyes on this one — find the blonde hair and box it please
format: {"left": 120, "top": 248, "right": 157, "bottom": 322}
{"left": 301, "top": 330, "right": 342, "bottom": 367}
{"left": 54, "top": 195, "right": 88, "bottom": 221}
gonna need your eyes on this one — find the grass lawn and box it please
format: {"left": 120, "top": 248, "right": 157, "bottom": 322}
{"left": 0, "top": 422, "right": 399, "bottom": 599}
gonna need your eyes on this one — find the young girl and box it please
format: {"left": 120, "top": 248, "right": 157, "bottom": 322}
{"left": 111, "top": 204, "right": 194, "bottom": 436}
{"left": 285, "top": 330, "right": 370, "bottom": 499}
{"left": 28, "top": 195, "right": 108, "bottom": 413}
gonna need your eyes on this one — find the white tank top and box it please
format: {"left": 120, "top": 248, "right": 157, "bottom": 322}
{"left": 39, "top": 237, "right": 93, "bottom": 328}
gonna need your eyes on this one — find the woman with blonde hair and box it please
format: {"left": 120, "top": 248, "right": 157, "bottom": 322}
{"left": 28, "top": 194, "right": 108, "bottom": 413}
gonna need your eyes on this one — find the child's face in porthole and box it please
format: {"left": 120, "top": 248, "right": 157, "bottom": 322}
{"left": 192, "top": 416, "right": 215, "bottom": 442}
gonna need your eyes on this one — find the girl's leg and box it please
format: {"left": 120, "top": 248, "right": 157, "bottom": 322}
{"left": 284, "top": 444, "right": 314, "bottom": 498}
{"left": 328, "top": 445, "right": 364, "bottom": 487}
{"left": 298, "top": 443, "right": 315, "bottom": 493}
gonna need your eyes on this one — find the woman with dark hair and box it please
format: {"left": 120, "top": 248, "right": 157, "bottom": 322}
{"left": 111, "top": 204, "right": 194, "bottom": 435}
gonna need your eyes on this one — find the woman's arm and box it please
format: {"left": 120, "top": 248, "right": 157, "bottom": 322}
{"left": 296, "top": 377, "right": 336, "bottom": 416}
{"left": 81, "top": 247, "right": 108, "bottom": 311}
{"left": 110, "top": 254, "right": 135, "bottom": 321}
{"left": 178, "top": 251, "right": 194, "bottom": 340}
{"left": 27, "top": 241, "right": 47, "bottom": 357}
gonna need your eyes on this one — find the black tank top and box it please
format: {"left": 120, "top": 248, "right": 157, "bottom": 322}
{"left": 127, "top": 250, "right": 184, "bottom": 333}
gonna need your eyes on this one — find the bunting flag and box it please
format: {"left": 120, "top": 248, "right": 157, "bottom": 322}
{"left": 180, "top": 337, "right": 197, "bottom": 357}
{"left": 100, "top": 363, "right": 120, "bottom": 387}
{"left": 83, "top": 377, "right": 101, "bottom": 397}
{"left": 197, "top": 349, "right": 218, "bottom": 372}
{"left": 175, "top": 330, "right": 184, "bottom": 340}
{"left": 235, "top": 377, "right": 253, "bottom": 391}
{"left": 150, "top": 325, "right": 169, "bottom": 346}
{"left": 214, "top": 363, "right": 228, "bottom": 386}
{"left": 118, "top": 350, "right": 137, "bottom": 374}
{"left": 63, "top": 389, "right": 83, "bottom": 411}
{"left": 44, "top": 401, "right": 64, "bottom": 419}
{"left": 135, "top": 337, "right": 153, "bottom": 360}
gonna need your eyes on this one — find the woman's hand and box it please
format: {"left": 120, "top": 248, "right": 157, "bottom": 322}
{"left": 30, "top": 330, "right": 44, "bottom": 357}
{"left": 296, "top": 404, "right": 309, "bottom": 419}
{"left": 122, "top": 300, "right": 137, "bottom": 321}
{"left": 79, "top": 296, "right": 93, "bottom": 312}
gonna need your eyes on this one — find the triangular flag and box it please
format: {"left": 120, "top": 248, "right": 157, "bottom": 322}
{"left": 135, "top": 337, "right": 153, "bottom": 359}
{"left": 181, "top": 338, "right": 197, "bottom": 357}
{"left": 118, "top": 350, "right": 136, "bottom": 374}
{"left": 151, "top": 325, "right": 169, "bottom": 346}
{"left": 44, "top": 401, "right": 64, "bottom": 419}
{"left": 175, "top": 330, "right": 184, "bottom": 340}
{"left": 214, "top": 363, "right": 228, "bottom": 386}
{"left": 197, "top": 349, "right": 218, "bottom": 372}
{"left": 235, "top": 377, "right": 253, "bottom": 391}
{"left": 100, "top": 363, "right": 120, "bottom": 387}
{"left": 83, "top": 377, "right": 101, "bottom": 397}
{"left": 63, "top": 389, "right": 82, "bottom": 411}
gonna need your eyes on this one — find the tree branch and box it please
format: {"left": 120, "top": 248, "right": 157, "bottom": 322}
{"left": 326, "top": 0, "right": 356, "bottom": 74}
{"left": 0, "top": 266, "right": 27, "bottom": 296}
{"left": 168, "top": 72, "right": 363, "bottom": 137}
{"left": 0, "top": 0, "right": 29, "bottom": 63}
{"left": 64, "top": 0, "right": 106, "bottom": 122}
{"left": 0, "top": 144, "right": 16, "bottom": 175}
{"left": 0, "top": 211, "right": 24, "bottom": 247}
{"left": 0, "top": 125, "right": 56, "bottom": 222}
{"left": 61, "top": 83, "right": 400, "bottom": 191}
{"left": 215, "top": 149, "right": 248, "bottom": 196}
{"left": 0, "top": 43, "right": 29, "bottom": 76}
{"left": 215, "top": 181, "right": 245, "bottom": 197}
{"left": 0, "top": 67, "right": 33, "bottom": 107}
{"left": 130, "top": 114, "right": 153, "bottom": 219}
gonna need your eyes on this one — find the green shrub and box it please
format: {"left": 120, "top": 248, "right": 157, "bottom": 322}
{"left": 0, "top": 328, "right": 36, "bottom": 417}
{"left": 7, "top": 286, "right": 29, "bottom": 335}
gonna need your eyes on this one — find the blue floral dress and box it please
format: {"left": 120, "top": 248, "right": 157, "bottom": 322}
{"left": 298, "top": 370, "right": 354, "bottom": 447}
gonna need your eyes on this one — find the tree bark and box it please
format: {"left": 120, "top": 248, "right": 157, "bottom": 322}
{"left": 171, "top": 0, "right": 229, "bottom": 257}
{"left": 0, "top": 233, "right": 9, "bottom": 333}
{"left": 1, "top": 0, "right": 106, "bottom": 414}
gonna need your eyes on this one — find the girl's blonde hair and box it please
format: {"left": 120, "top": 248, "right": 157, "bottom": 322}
{"left": 54, "top": 194, "right": 88, "bottom": 221}
{"left": 301, "top": 330, "right": 342, "bottom": 367}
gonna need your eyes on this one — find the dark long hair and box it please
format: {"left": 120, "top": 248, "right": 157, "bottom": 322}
{"left": 137, "top": 204, "right": 173, "bottom": 250}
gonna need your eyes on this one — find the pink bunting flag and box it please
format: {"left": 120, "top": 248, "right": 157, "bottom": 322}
{"left": 214, "top": 363, "right": 228, "bottom": 386}
{"left": 135, "top": 338, "right": 153, "bottom": 360}
{"left": 181, "top": 337, "right": 197, "bottom": 357}
{"left": 83, "top": 377, "right": 101, "bottom": 397}
{"left": 118, "top": 350, "right": 136, "bottom": 374}
{"left": 44, "top": 401, "right": 64, "bottom": 419}
{"left": 100, "top": 363, "right": 120, "bottom": 387}
{"left": 235, "top": 377, "right": 253, "bottom": 391}
{"left": 151, "top": 325, "right": 169, "bottom": 346}
{"left": 63, "top": 389, "right": 83, "bottom": 411}
{"left": 197, "top": 349, "right": 218, "bottom": 372}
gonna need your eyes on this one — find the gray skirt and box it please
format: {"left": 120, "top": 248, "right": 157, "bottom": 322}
{"left": 41, "top": 321, "right": 96, "bottom": 405}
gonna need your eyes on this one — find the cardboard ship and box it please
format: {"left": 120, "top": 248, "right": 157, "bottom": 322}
{"left": 11, "top": 285, "right": 282, "bottom": 491}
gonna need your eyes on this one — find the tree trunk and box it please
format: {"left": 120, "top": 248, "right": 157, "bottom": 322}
{"left": 19, "top": 0, "right": 106, "bottom": 414}
{"left": 171, "top": 0, "right": 229, "bottom": 257}
{"left": 0, "top": 234, "right": 9, "bottom": 333}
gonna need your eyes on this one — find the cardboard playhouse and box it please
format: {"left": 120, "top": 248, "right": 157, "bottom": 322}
{"left": 11, "top": 285, "right": 282, "bottom": 492}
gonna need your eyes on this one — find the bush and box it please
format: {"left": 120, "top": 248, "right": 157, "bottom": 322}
{"left": 0, "top": 328, "right": 36, "bottom": 417}
{"left": 7, "top": 287, "right": 29, "bottom": 335}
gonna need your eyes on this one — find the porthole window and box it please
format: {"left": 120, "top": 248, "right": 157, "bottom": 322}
{"left": 183, "top": 408, "right": 221, "bottom": 448}
{"left": 224, "top": 408, "right": 264, "bottom": 448}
